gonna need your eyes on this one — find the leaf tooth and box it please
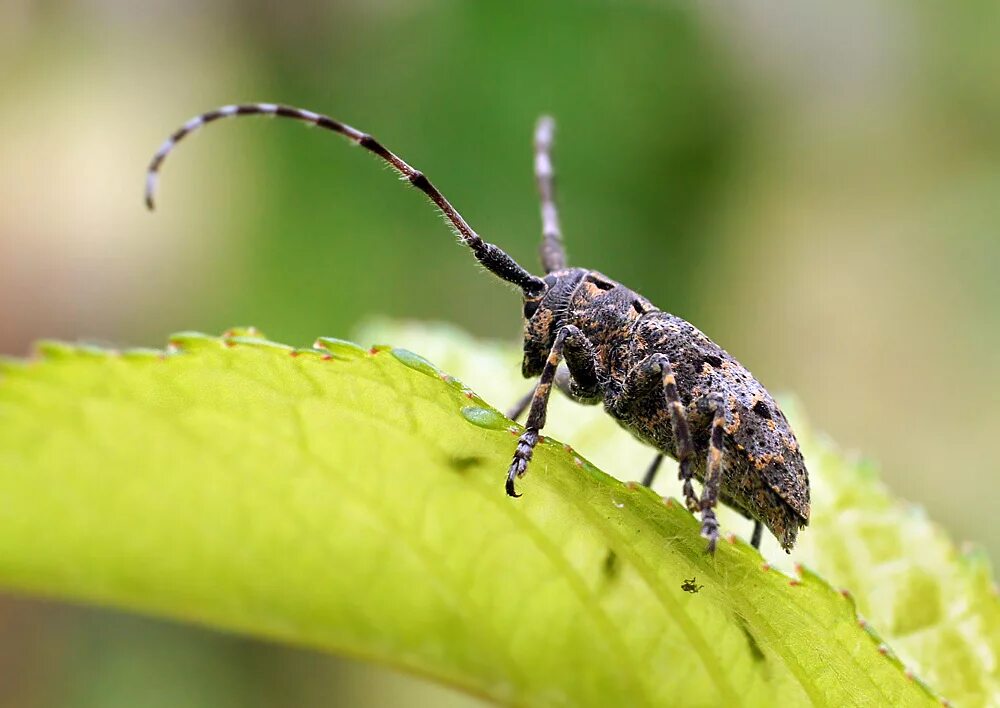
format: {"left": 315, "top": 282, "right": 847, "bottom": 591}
{"left": 222, "top": 336, "right": 293, "bottom": 352}
{"left": 312, "top": 337, "right": 367, "bottom": 360}
{"left": 390, "top": 348, "right": 442, "bottom": 379}
{"left": 166, "top": 331, "right": 217, "bottom": 352}
{"left": 290, "top": 347, "right": 326, "bottom": 360}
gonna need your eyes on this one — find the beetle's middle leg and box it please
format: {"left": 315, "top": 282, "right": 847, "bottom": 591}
{"left": 505, "top": 388, "right": 534, "bottom": 422}
{"left": 641, "top": 453, "right": 665, "bottom": 488}
{"left": 506, "top": 325, "right": 600, "bottom": 496}
{"left": 619, "top": 354, "right": 699, "bottom": 513}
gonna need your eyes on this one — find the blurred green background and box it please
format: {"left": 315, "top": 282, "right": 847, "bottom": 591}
{"left": 1, "top": 0, "right": 998, "bottom": 705}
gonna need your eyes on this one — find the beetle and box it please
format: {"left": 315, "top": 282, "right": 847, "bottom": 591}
{"left": 145, "top": 104, "right": 809, "bottom": 553}
{"left": 681, "top": 577, "right": 704, "bottom": 594}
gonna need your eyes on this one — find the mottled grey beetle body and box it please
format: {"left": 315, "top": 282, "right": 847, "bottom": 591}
{"left": 523, "top": 267, "right": 809, "bottom": 550}
{"left": 146, "top": 104, "right": 809, "bottom": 553}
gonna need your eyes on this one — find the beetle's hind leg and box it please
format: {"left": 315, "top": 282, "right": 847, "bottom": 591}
{"left": 506, "top": 325, "right": 600, "bottom": 496}
{"left": 698, "top": 394, "right": 728, "bottom": 553}
{"left": 721, "top": 498, "right": 765, "bottom": 549}
{"left": 507, "top": 342, "right": 601, "bottom": 423}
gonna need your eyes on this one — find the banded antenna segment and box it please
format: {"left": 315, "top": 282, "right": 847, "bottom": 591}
{"left": 145, "top": 103, "right": 544, "bottom": 295}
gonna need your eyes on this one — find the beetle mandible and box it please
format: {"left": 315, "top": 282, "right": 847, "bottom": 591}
{"left": 145, "top": 104, "right": 809, "bottom": 553}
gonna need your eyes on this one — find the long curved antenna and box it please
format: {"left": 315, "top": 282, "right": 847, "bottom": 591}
{"left": 146, "top": 103, "right": 545, "bottom": 296}
{"left": 533, "top": 116, "right": 566, "bottom": 272}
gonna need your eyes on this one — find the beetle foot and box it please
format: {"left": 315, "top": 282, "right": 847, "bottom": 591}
{"left": 682, "top": 479, "right": 700, "bottom": 513}
{"left": 505, "top": 429, "right": 539, "bottom": 497}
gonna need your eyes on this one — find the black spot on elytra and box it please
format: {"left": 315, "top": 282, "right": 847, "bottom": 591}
{"left": 587, "top": 275, "right": 615, "bottom": 291}
{"left": 631, "top": 300, "right": 646, "bottom": 315}
{"left": 752, "top": 401, "right": 772, "bottom": 419}
{"left": 702, "top": 355, "right": 723, "bottom": 369}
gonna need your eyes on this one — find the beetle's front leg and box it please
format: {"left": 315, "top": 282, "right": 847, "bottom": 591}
{"left": 506, "top": 325, "right": 600, "bottom": 496}
{"left": 507, "top": 330, "right": 600, "bottom": 421}
{"left": 507, "top": 367, "right": 600, "bottom": 423}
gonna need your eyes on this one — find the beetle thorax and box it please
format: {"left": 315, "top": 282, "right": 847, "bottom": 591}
{"left": 521, "top": 268, "right": 655, "bottom": 377}
{"left": 565, "top": 271, "right": 654, "bottom": 342}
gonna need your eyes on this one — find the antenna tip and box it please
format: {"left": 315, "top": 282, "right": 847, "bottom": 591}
{"left": 144, "top": 171, "right": 159, "bottom": 211}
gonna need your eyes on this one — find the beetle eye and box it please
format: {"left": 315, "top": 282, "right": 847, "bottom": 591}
{"left": 523, "top": 300, "right": 540, "bottom": 319}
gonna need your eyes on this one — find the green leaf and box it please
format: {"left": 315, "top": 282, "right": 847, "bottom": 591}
{"left": 0, "top": 322, "right": 989, "bottom": 706}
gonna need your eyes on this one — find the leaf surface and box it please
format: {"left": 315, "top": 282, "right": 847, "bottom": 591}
{"left": 0, "top": 323, "right": 982, "bottom": 705}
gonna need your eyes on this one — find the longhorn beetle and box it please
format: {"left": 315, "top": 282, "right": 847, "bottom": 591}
{"left": 145, "top": 104, "right": 810, "bottom": 553}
